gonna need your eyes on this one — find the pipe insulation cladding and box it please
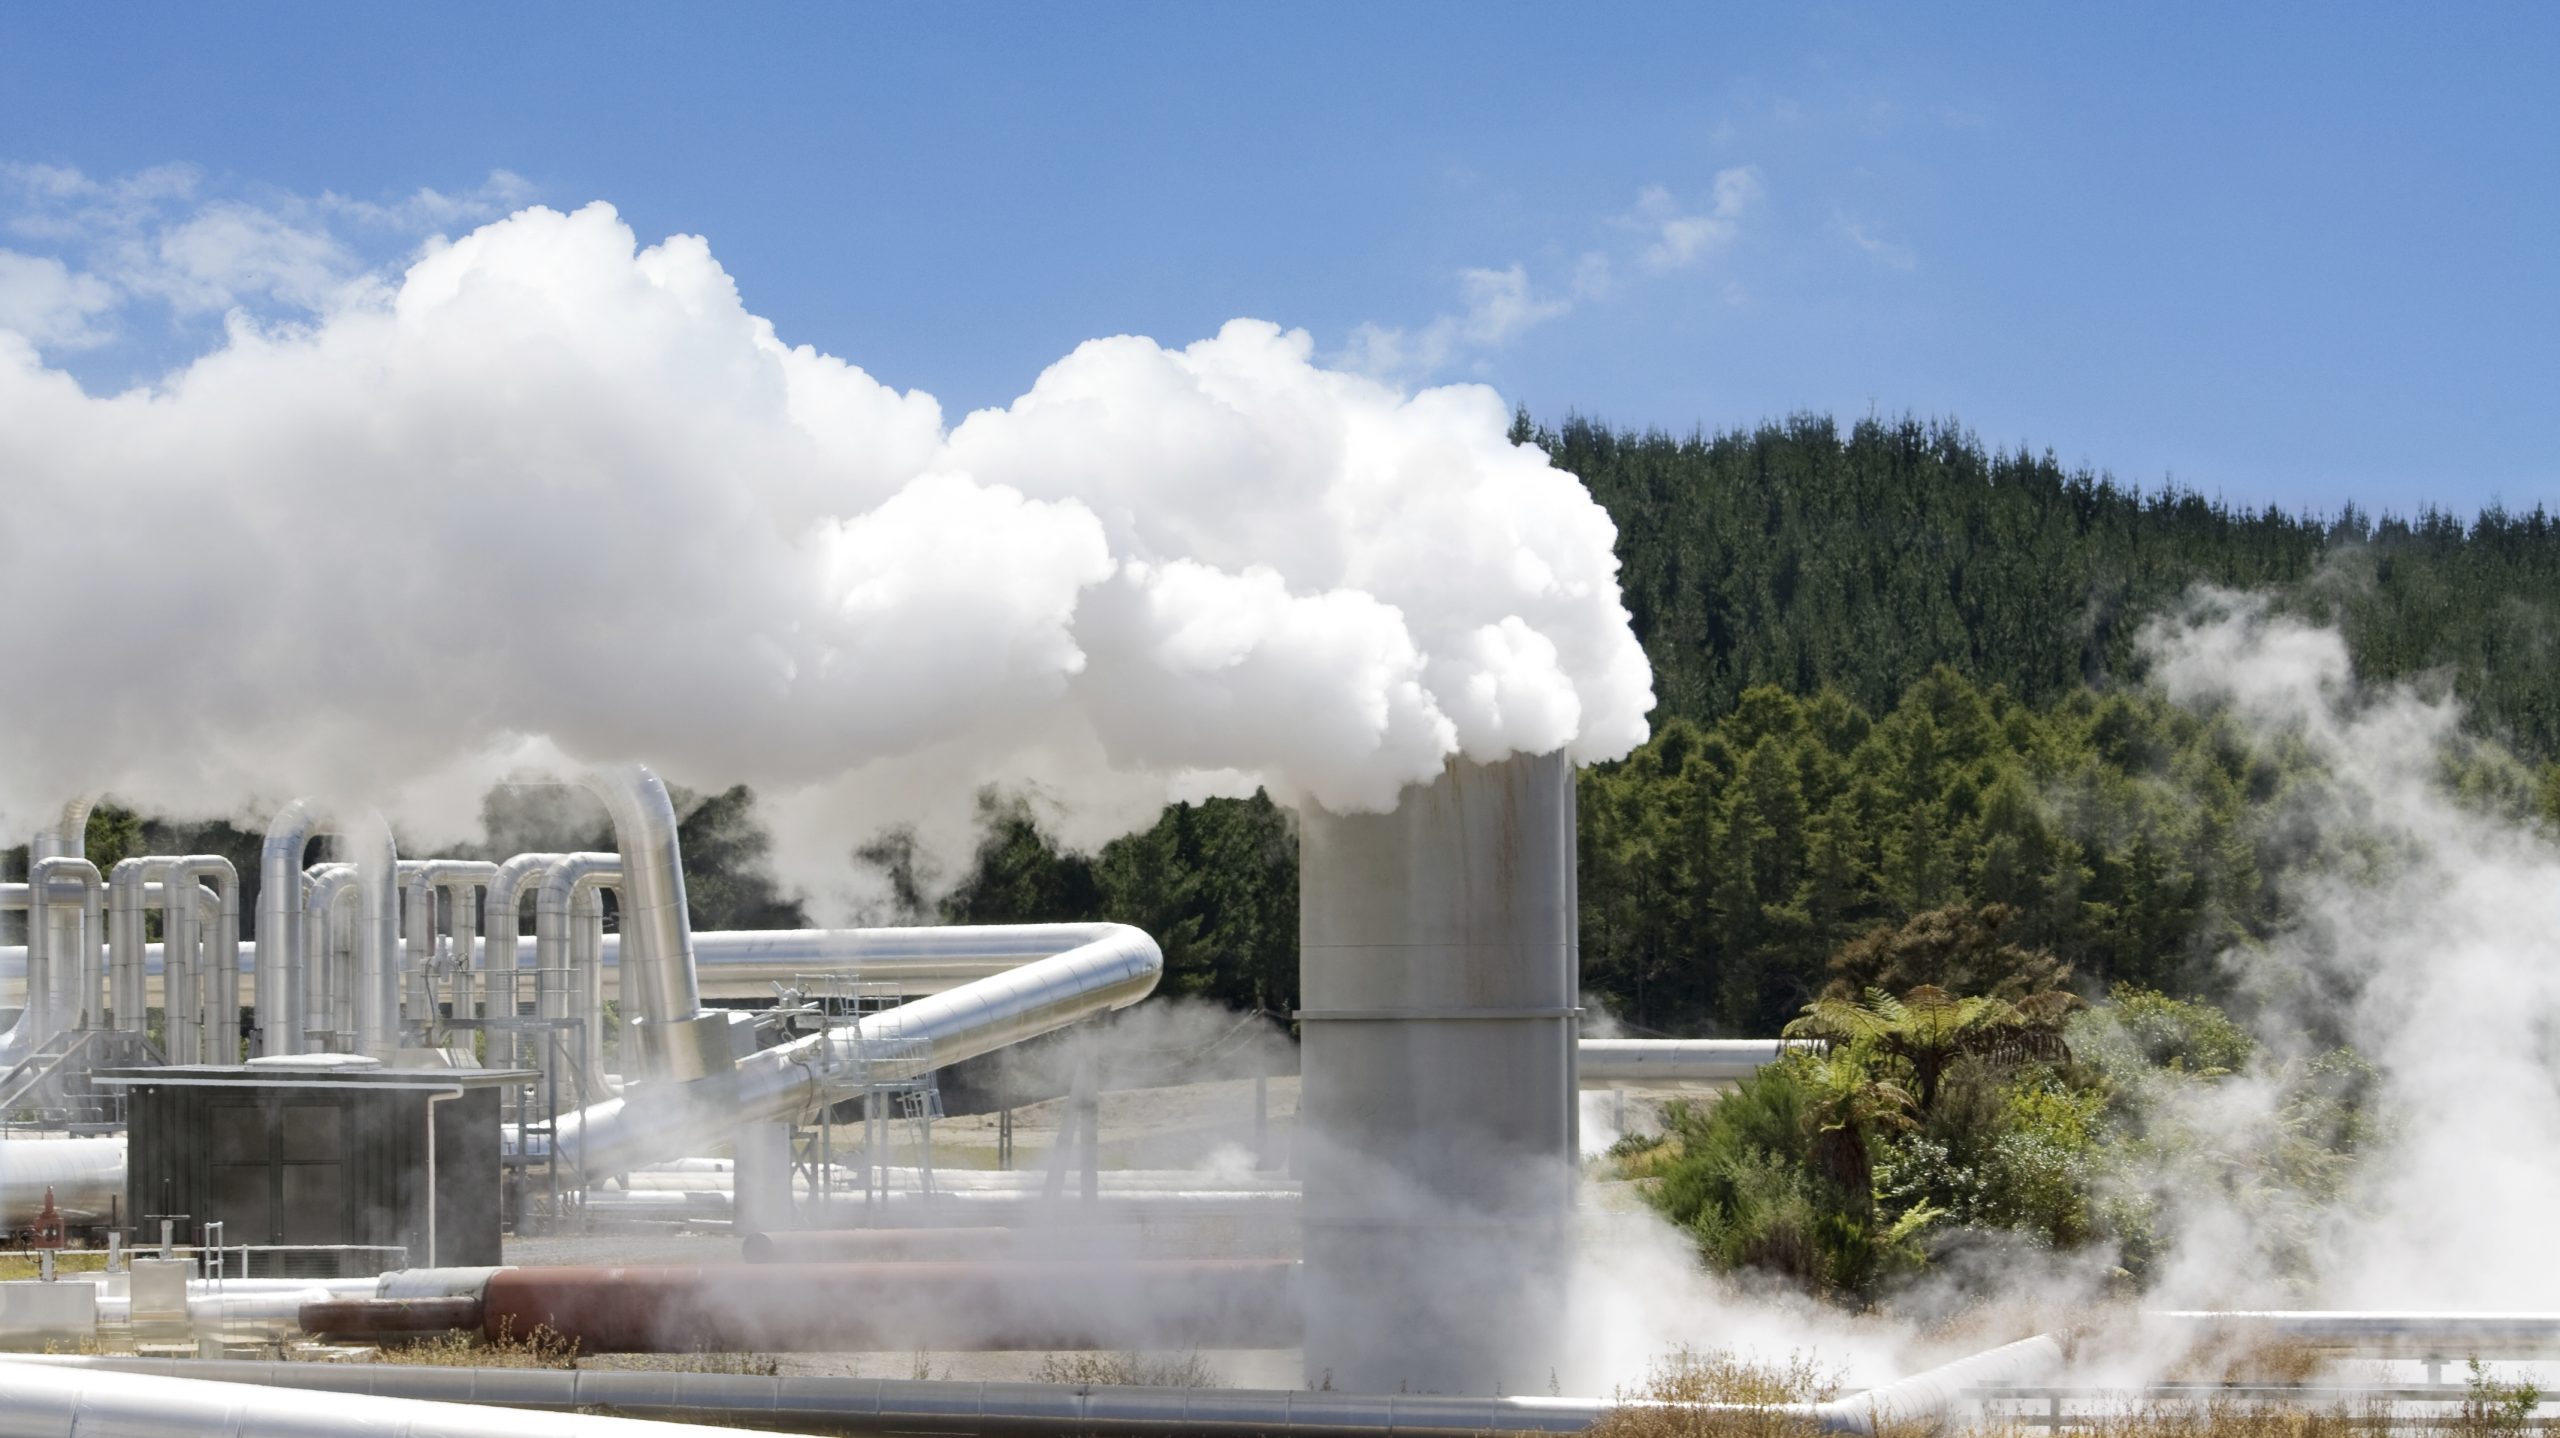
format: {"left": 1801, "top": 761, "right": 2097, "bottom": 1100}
{"left": 1297, "top": 751, "right": 1579, "bottom": 1398}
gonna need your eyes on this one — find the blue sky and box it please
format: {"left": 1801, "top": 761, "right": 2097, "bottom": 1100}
{"left": 2, "top": 3, "right": 2551, "bottom": 517}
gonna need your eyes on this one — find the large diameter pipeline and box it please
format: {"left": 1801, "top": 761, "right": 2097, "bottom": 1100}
{"left": 7, "top": 1358, "right": 1612, "bottom": 1437}
{"left": 481, "top": 1259, "right": 1299, "bottom": 1353}
{"left": 301, "top": 1296, "right": 484, "bottom": 1340}
{"left": 0, "top": 1137, "right": 123, "bottom": 1225}
{"left": 0, "top": 1354, "right": 801, "bottom": 1438}
{"left": 5, "top": 1335, "right": 2062, "bottom": 1437}
{"left": 741, "top": 1223, "right": 1301, "bottom": 1264}
{"left": 549, "top": 923, "right": 1161, "bottom": 1177}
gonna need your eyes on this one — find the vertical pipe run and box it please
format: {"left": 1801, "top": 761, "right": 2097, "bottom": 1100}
{"left": 484, "top": 854, "right": 563, "bottom": 1071}
{"left": 108, "top": 859, "right": 171, "bottom": 1041}
{"left": 351, "top": 822, "right": 399, "bottom": 1060}
{"left": 536, "top": 854, "right": 620, "bottom": 1095}
{"left": 439, "top": 865, "right": 496, "bottom": 1025}
{"left": 24, "top": 799, "right": 92, "bottom": 1050}
{"left": 256, "top": 801, "right": 319, "bottom": 1056}
{"left": 573, "top": 884, "right": 609, "bottom": 1087}
{"left": 303, "top": 864, "right": 358, "bottom": 1051}
{"left": 405, "top": 861, "right": 497, "bottom": 1042}
{"left": 1296, "top": 752, "right": 1580, "bottom": 1397}
{"left": 162, "top": 862, "right": 240, "bottom": 1063}
{"left": 165, "top": 863, "right": 198, "bottom": 1063}
{"left": 28, "top": 859, "right": 101, "bottom": 1037}
{"left": 580, "top": 764, "right": 732, "bottom": 1082}
{"left": 256, "top": 801, "right": 395, "bottom": 1057}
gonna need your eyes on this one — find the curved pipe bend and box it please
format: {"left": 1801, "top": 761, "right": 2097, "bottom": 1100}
{"left": 255, "top": 800, "right": 396, "bottom": 1058}
{"left": 547, "top": 921, "right": 1163, "bottom": 1178}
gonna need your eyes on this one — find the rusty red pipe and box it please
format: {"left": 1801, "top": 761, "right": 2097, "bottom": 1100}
{"left": 480, "top": 1259, "right": 1301, "bottom": 1353}
{"left": 300, "top": 1296, "right": 485, "bottom": 1338}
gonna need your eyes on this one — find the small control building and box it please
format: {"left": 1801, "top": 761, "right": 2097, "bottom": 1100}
{"left": 101, "top": 1060, "right": 530, "bottom": 1273}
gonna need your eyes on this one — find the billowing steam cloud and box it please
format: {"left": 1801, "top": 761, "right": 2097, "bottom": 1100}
{"left": 0, "top": 201, "right": 1651, "bottom": 904}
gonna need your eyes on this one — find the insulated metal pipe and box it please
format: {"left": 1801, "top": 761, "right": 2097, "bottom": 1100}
{"left": 0, "top": 1135, "right": 125, "bottom": 1225}
{"left": 255, "top": 801, "right": 395, "bottom": 1057}
{"left": 580, "top": 764, "right": 731, "bottom": 1082}
{"left": 26, "top": 860, "right": 101, "bottom": 1038}
{"left": 256, "top": 802, "right": 318, "bottom": 1056}
{"left": 536, "top": 854, "right": 619, "bottom": 1095}
{"left": 436, "top": 863, "right": 497, "bottom": 1023}
{"left": 398, "top": 859, "right": 432, "bottom": 1037}
{"left": 2143, "top": 1311, "right": 2560, "bottom": 1357}
{"left": 572, "top": 884, "right": 608, "bottom": 1086}
{"left": 1576, "top": 1039, "right": 1798, "bottom": 1086}
{"left": 163, "top": 856, "right": 238, "bottom": 1064}
{"left": 1, "top": 1357, "right": 1610, "bottom": 1437}
{"left": 482, "top": 853, "right": 562, "bottom": 1069}
{"left": 350, "top": 825, "right": 399, "bottom": 1061}
{"left": 2, "top": 1334, "right": 2063, "bottom": 1437}
{"left": 167, "top": 882, "right": 223, "bottom": 1055}
{"left": 106, "top": 858, "right": 170, "bottom": 1039}
{"left": 0, "top": 1357, "right": 790, "bottom": 1438}
{"left": 547, "top": 922, "right": 1161, "bottom": 1178}
{"left": 403, "top": 860, "right": 497, "bottom": 1036}
{"left": 18, "top": 799, "right": 92, "bottom": 1056}
{"left": 302, "top": 864, "right": 358, "bottom": 1051}
{"left": 0, "top": 884, "right": 79, "bottom": 1065}
{"left": 165, "top": 862, "right": 199, "bottom": 1063}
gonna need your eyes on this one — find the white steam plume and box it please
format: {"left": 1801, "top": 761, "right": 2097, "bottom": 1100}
{"left": 2137, "top": 592, "right": 2560, "bottom": 1311}
{"left": 0, "top": 201, "right": 1652, "bottom": 906}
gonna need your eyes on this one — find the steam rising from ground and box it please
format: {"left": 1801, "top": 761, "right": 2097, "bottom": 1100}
{"left": 0, "top": 201, "right": 1650, "bottom": 905}
{"left": 1567, "top": 597, "right": 2560, "bottom": 1389}
{"left": 2137, "top": 593, "right": 2560, "bottom": 1311}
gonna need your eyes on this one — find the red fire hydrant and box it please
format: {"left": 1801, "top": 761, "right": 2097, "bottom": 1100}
{"left": 30, "top": 1186, "right": 66, "bottom": 1249}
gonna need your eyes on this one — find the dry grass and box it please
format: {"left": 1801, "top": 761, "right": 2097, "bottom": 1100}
{"left": 1030, "top": 1349, "right": 1225, "bottom": 1388}
{"left": 2155, "top": 1338, "right": 2334, "bottom": 1386}
{"left": 1586, "top": 1346, "right": 1846, "bottom": 1438}
{"left": 362, "top": 1318, "right": 581, "bottom": 1369}
{"left": 0, "top": 1251, "right": 112, "bottom": 1281}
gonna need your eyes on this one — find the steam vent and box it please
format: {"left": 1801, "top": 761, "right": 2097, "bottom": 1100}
{"left": 1298, "top": 751, "right": 1580, "bottom": 1395}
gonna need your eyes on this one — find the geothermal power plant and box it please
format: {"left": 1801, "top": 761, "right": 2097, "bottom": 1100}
{"left": 0, "top": 756, "right": 2549, "bottom": 1436}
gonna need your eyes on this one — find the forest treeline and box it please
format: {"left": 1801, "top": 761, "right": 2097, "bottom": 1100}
{"left": 1543, "top": 412, "right": 2560, "bottom": 758}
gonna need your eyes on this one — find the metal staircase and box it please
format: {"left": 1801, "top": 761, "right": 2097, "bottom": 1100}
{"left": 0, "top": 1028, "right": 159, "bottom": 1128}
{"left": 785, "top": 969, "right": 940, "bottom": 1221}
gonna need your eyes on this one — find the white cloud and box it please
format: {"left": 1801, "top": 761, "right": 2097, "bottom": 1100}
{"left": 1631, "top": 166, "right": 1763, "bottom": 274}
{"left": 1840, "top": 216, "right": 1917, "bottom": 271}
{"left": 1340, "top": 262, "right": 1574, "bottom": 382}
{"left": 0, "top": 163, "right": 538, "bottom": 344}
{"left": 143, "top": 202, "right": 367, "bottom": 315}
{"left": 0, "top": 250, "right": 116, "bottom": 350}
{"left": 1343, "top": 167, "right": 1762, "bottom": 384}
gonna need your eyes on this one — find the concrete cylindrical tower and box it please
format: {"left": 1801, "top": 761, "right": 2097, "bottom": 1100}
{"left": 1297, "top": 751, "right": 1579, "bottom": 1396}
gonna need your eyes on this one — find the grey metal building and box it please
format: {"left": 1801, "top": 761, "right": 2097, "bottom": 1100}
{"left": 101, "top": 1064, "right": 528, "bottom": 1271}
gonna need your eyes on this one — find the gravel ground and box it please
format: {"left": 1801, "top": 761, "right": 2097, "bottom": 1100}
{"left": 934, "top": 1074, "right": 1299, "bottom": 1172}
